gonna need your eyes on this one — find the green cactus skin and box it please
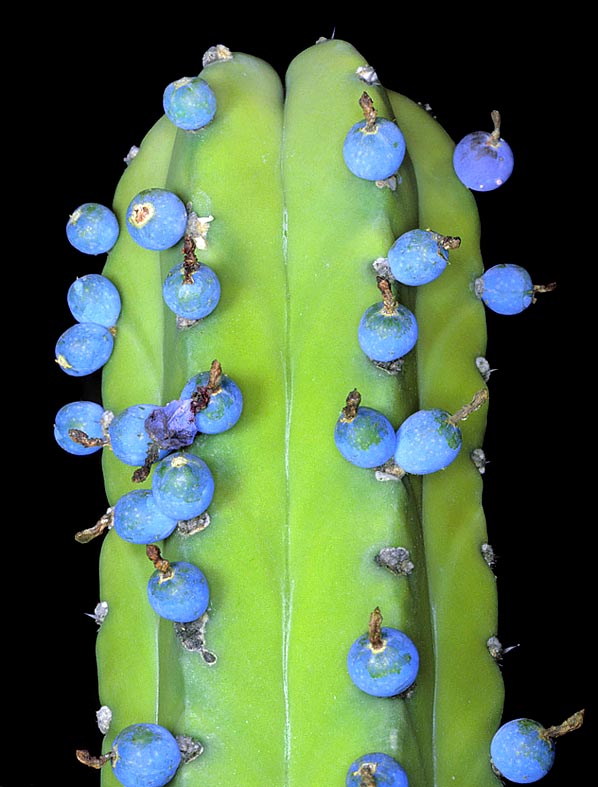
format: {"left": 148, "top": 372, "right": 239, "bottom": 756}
{"left": 90, "top": 38, "right": 505, "bottom": 786}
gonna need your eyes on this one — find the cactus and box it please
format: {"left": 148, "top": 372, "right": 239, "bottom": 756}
{"left": 48, "top": 33, "right": 587, "bottom": 787}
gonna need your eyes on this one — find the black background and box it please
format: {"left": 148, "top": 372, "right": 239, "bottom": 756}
{"left": 15, "top": 7, "right": 590, "bottom": 787}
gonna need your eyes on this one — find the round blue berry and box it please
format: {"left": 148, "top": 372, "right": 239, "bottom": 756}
{"left": 394, "top": 408, "right": 462, "bottom": 475}
{"left": 163, "top": 76, "right": 217, "bottom": 131}
{"left": 147, "top": 559, "right": 210, "bottom": 623}
{"left": 67, "top": 273, "right": 122, "bottom": 328}
{"left": 55, "top": 322, "right": 114, "bottom": 377}
{"left": 343, "top": 117, "right": 406, "bottom": 181}
{"left": 476, "top": 264, "right": 534, "bottom": 315}
{"left": 66, "top": 202, "right": 119, "bottom": 255}
{"left": 490, "top": 719, "right": 555, "bottom": 784}
{"left": 387, "top": 229, "right": 450, "bottom": 286}
{"left": 453, "top": 112, "right": 514, "bottom": 192}
{"left": 346, "top": 752, "right": 409, "bottom": 787}
{"left": 126, "top": 189, "right": 188, "bottom": 251}
{"left": 334, "top": 392, "right": 396, "bottom": 469}
{"left": 358, "top": 301, "right": 418, "bottom": 363}
{"left": 151, "top": 451, "right": 215, "bottom": 521}
{"left": 109, "top": 404, "right": 170, "bottom": 467}
{"left": 111, "top": 722, "right": 181, "bottom": 787}
{"left": 54, "top": 400, "right": 106, "bottom": 456}
{"left": 113, "top": 489, "right": 179, "bottom": 544}
{"left": 181, "top": 371, "right": 243, "bottom": 434}
{"left": 162, "top": 261, "right": 221, "bottom": 320}
{"left": 347, "top": 626, "right": 419, "bottom": 698}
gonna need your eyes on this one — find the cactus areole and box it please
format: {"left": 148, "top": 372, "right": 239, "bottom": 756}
{"left": 56, "top": 38, "right": 571, "bottom": 787}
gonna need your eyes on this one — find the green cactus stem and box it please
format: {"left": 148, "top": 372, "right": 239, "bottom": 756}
{"left": 81, "top": 38, "right": 507, "bottom": 787}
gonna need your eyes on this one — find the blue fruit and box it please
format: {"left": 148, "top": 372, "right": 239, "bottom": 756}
{"left": 346, "top": 752, "right": 409, "bottom": 787}
{"left": 476, "top": 264, "right": 534, "bottom": 315}
{"left": 394, "top": 408, "right": 462, "bottom": 475}
{"left": 387, "top": 229, "right": 452, "bottom": 286}
{"left": 453, "top": 111, "right": 514, "bottom": 192}
{"left": 151, "top": 451, "right": 215, "bottom": 521}
{"left": 343, "top": 117, "right": 406, "bottom": 181}
{"left": 181, "top": 370, "right": 244, "bottom": 434}
{"left": 358, "top": 300, "right": 418, "bottom": 363}
{"left": 66, "top": 202, "right": 120, "bottom": 255}
{"left": 162, "top": 261, "right": 221, "bottom": 320}
{"left": 343, "top": 92, "right": 405, "bottom": 182}
{"left": 111, "top": 722, "right": 181, "bottom": 787}
{"left": 55, "top": 322, "right": 114, "bottom": 376}
{"left": 490, "top": 719, "right": 555, "bottom": 784}
{"left": 126, "top": 188, "right": 188, "bottom": 251}
{"left": 347, "top": 624, "right": 419, "bottom": 698}
{"left": 113, "top": 489, "right": 179, "bottom": 544}
{"left": 163, "top": 76, "right": 217, "bottom": 131}
{"left": 54, "top": 400, "right": 106, "bottom": 456}
{"left": 147, "top": 557, "right": 210, "bottom": 623}
{"left": 334, "top": 390, "right": 396, "bottom": 469}
{"left": 109, "top": 404, "right": 170, "bottom": 467}
{"left": 144, "top": 399, "right": 199, "bottom": 450}
{"left": 67, "top": 273, "right": 122, "bottom": 328}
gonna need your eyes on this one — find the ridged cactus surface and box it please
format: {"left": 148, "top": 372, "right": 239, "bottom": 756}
{"left": 41, "top": 26, "right": 588, "bottom": 787}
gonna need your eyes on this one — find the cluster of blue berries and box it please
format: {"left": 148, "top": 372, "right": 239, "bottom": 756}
{"left": 123, "top": 186, "right": 222, "bottom": 323}
{"left": 337, "top": 92, "right": 573, "bottom": 785}
{"left": 55, "top": 269, "right": 121, "bottom": 377}
{"left": 59, "top": 359, "right": 243, "bottom": 626}
{"left": 59, "top": 203, "right": 122, "bottom": 377}
{"left": 129, "top": 76, "right": 222, "bottom": 324}
{"left": 334, "top": 387, "right": 486, "bottom": 478}
{"left": 59, "top": 74, "right": 242, "bottom": 787}
{"left": 337, "top": 99, "right": 557, "bottom": 482}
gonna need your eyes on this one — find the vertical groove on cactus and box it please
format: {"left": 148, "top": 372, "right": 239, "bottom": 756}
{"left": 72, "top": 37, "right": 511, "bottom": 787}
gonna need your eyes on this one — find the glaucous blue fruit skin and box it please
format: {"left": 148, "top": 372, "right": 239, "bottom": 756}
{"left": 151, "top": 451, "right": 215, "bottom": 521}
{"left": 113, "top": 489, "right": 179, "bottom": 544}
{"left": 394, "top": 408, "right": 462, "bottom": 475}
{"left": 66, "top": 202, "right": 120, "bottom": 255}
{"left": 109, "top": 404, "right": 170, "bottom": 466}
{"left": 147, "top": 560, "right": 210, "bottom": 623}
{"left": 347, "top": 626, "right": 419, "bottom": 697}
{"left": 490, "top": 719, "right": 555, "bottom": 784}
{"left": 334, "top": 406, "right": 396, "bottom": 469}
{"left": 162, "top": 262, "right": 221, "bottom": 320}
{"left": 387, "top": 229, "right": 449, "bottom": 286}
{"left": 358, "top": 301, "right": 418, "bottom": 362}
{"left": 67, "top": 273, "right": 122, "bottom": 328}
{"left": 55, "top": 322, "right": 114, "bottom": 376}
{"left": 163, "top": 76, "right": 217, "bottom": 131}
{"left": 476, "top": 264, "right": 534, "bottom": 315}
{"left": 453, "top": 130, "right": 514, "bottom": 192}
{"left": 54, "top": 400, "right": 105, "bottom": 455}
{"left": 345, "top": 752, "right": 409, "bottom": 787}
{"left": 126, "top": 188, "right": 188, "bottom": 251}
{"left": 343, "top": 118, "right": 406, "bottom": 181}
{"left": 111, "top": 722, "right": 182, "bottom": 787}
{"left": 181, "top": 372, "right": 244, "bottom": 434}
